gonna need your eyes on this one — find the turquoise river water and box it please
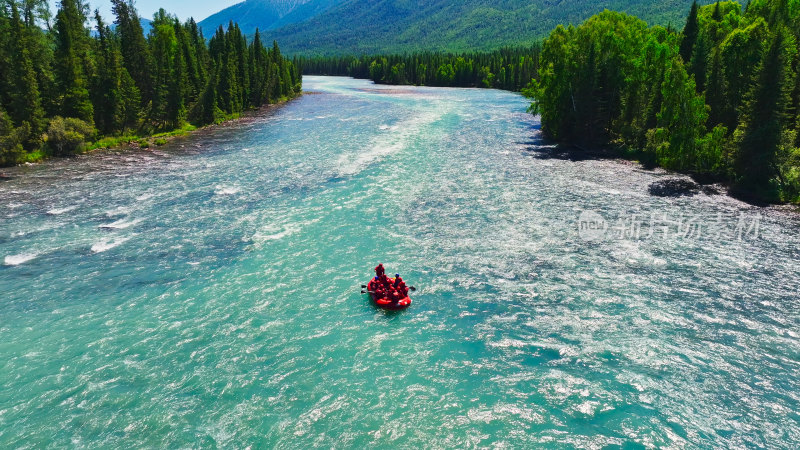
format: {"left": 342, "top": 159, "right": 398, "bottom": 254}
{"left": 1, "top": 76, "right": 800, "bottom": 448}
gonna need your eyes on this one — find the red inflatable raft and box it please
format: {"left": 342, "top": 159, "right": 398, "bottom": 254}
{"left": 367, "top": 278, "right": 412, "bottom": 310}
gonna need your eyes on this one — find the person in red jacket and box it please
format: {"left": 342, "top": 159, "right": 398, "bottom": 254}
{"left": 388, "top": 286, "right": 401, "bottom": 302}
{"left": 375, "top": 263, "right": 385, "bottom": 278}
{"left": 397, "top": 280, "right": 408, "bottom": 297}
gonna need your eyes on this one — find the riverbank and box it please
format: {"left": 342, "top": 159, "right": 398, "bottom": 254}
{"left": 1, "top": 95, "right": 301, "bottom": 172}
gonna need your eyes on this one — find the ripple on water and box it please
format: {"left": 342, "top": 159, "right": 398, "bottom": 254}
{"left": 4, "top": 252, "right": 39, "bottom": 266}
{"left": 90, "top": 237, "right": 131, "bottom": 253}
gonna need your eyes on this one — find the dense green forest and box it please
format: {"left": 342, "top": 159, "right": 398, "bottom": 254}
{"left": 199, "top": 0, "right": 345, "bottom": 39}
{"left": 303, "top": 0, "right": 800, "bottom": 204}
{"left": 265, "top": 0, "right": 707, "bottom": 55}
{"left": 0, "top": 0, "right": 300, "bottom": 167}
{"left": 530, "top": 0, "right": 800, "bottom": 203}
{"left": 299, "top": 47, "right": 540, "bottom": 90}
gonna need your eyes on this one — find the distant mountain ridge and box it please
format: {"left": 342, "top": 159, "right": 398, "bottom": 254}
{"left": 200, "top": 0, "right": 706, "bottom": 55}
{"left": 198, "top": 0, "right": 345, "bottom": 35}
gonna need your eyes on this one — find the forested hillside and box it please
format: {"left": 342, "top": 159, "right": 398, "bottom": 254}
{"left": 199, "top": 0, "right": 345, "bottom": 37}
{"left": 0, "top": 0, "right": 300, "bottom": 167}
{"left": 267, "top": 0, "right": 706, "bottom": 54}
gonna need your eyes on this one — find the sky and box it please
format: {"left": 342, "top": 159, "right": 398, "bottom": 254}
{"left": 48, "top": 0, "right": 242, "bottom": 23}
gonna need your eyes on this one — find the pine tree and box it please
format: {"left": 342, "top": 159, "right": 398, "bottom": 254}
{"left": 712, "top": 2, "right": 722, "bottom": 21}
{"left": 706, "top": 47, "right": 726, "bottom": 130}
{"left": 149, "top": 9, "right": 183, "bottom": 128}
{"left": 720, "top": 19, "right": 767, "bottom": 132}
{"left": 680, "top": 1, "right": 700, "bottom": 63}
{"left": 192, "top": 63, "right": 222, "bottom": 125}
{"left": 112, "top": 0, "right": 153, "bottom": 107}
{"left": 249, "top": 29, "right": 267, "bottom": 106}
{"left": 575, "top": 42, "right": 602, "bottom": 143}
{"left": 91, "top": 11, "right": 122, "bottom": 134}
{"left": 216, "top": 24, "right": 241, "bottom": 113}
{"left": 186, "top": 17, "right": 209, "bottom": 83}
{"left": 167, "top": 35, "right": 187, "bottom": 128}
{"left": 177, "top": 20, "right": 202, "bottom": 103}
{"left": 652, "top": 57, "right": 708, "bottom": 171}
{"left": 53, "top": 0, "right": 94, "bottom": 123}
{"left": 16, "top": 0, "right": 57, "bottom": 117}
{"left": 7, "top": 2, "right": 44, "bottom": 140}
{"left": 734, "top": 28, "right": 796, "bottom": 196}
{"left": 118, "top": 67, "right": 140, "bottom": 132}
{"left": 232, "top": 23, "right": 249, "bottom": 108}
{"left": 689, "top": 29, "right": 710, "bottom": 92}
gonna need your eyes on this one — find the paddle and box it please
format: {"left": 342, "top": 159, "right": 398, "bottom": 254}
{"left": 361, "top": 286, "right": 416, "bottom": 294}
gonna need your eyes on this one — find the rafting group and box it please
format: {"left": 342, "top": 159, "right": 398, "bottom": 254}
{"left": 363, "top": 263, "right": 413, "bottom": 310}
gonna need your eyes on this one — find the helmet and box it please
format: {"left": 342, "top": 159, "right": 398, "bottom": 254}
{"left": 395, "top": 274, "right": 400, "bottom": 278}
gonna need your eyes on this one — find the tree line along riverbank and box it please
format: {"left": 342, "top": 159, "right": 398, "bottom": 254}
{"left": 0, "top": 0, "right": 300, "bottom": 167}
{"left": 301, "top": 0, "right": 800, "bottom": 205}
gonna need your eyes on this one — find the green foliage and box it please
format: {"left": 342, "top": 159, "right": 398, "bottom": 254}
{"left": 53, "top": 0, "right": 93, "bottom": 124}
{"left": 112, "top": 0, "right": 153, "bottom": 104}
{"left": 118, "top": 68, "right": 141, "bottom": 132}
{"left": 301, "top": 46, "right": 540, "bottom": 91}
{"left": 0, "top": 1, "right": 299, "bottom": 166}
{"left": 535, "top": 12, "right": 654, "bottom": 143}
{"left": 680, "top": 1, "right": 700, "bottom": 62}
{"left": 0, "top": 108, "right": 28, "bottom": 165}
{"left": 649, "top": 57, "right": 709, "bottom": 171}
{"left": 254, "top": 0, "right": 719, "bottom": 55}
{"left": 5, "top": 2, "right": 44, "bottom": 144}
{"left": 733, "top": 26, "right": 796, "bottom": 199}
{"left": 91, "top": 10, "right": 122, "bottom": 135}
{"left": 529, "top": 3, "right": 800, "bottom": 204}
{"left": 45, "top": 116, "right": 95, "bottom": 155}
{"left": 85, "top": 134, "right": 138, "bottom": 151}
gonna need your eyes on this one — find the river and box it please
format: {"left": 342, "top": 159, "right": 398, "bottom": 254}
{"left": 1, "top": 76, "right": 799, "bottom": 447}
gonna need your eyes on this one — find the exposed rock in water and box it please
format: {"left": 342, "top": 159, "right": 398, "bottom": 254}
{"left": 701, "top": 185, "right": 722, "bottom": 195}
{"left": 648, "top": 178, "right": 701, "bottom": 197}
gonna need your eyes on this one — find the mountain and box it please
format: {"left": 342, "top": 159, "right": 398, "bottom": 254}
{"left": 254, "top": 0, "right": 705, "bottom": 55}
{"left": 99, "top": 18, "right": 152, "bottom": 38}
{"left": 139, "top": 17, "right": 153, "bottom": 33}
{"left": 198, "top": 0, "right": 345, "bottom": 35}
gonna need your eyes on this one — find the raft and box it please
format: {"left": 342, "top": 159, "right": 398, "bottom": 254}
{"left": 367, "top": 278, "right": 412, "bottom": 310}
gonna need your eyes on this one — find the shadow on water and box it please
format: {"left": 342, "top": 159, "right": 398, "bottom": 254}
{"left": 522, "top": 143, "right": 619, "bottom": 162}
{"left": 361, "top": 293, "right": 412, "bottom": 317}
